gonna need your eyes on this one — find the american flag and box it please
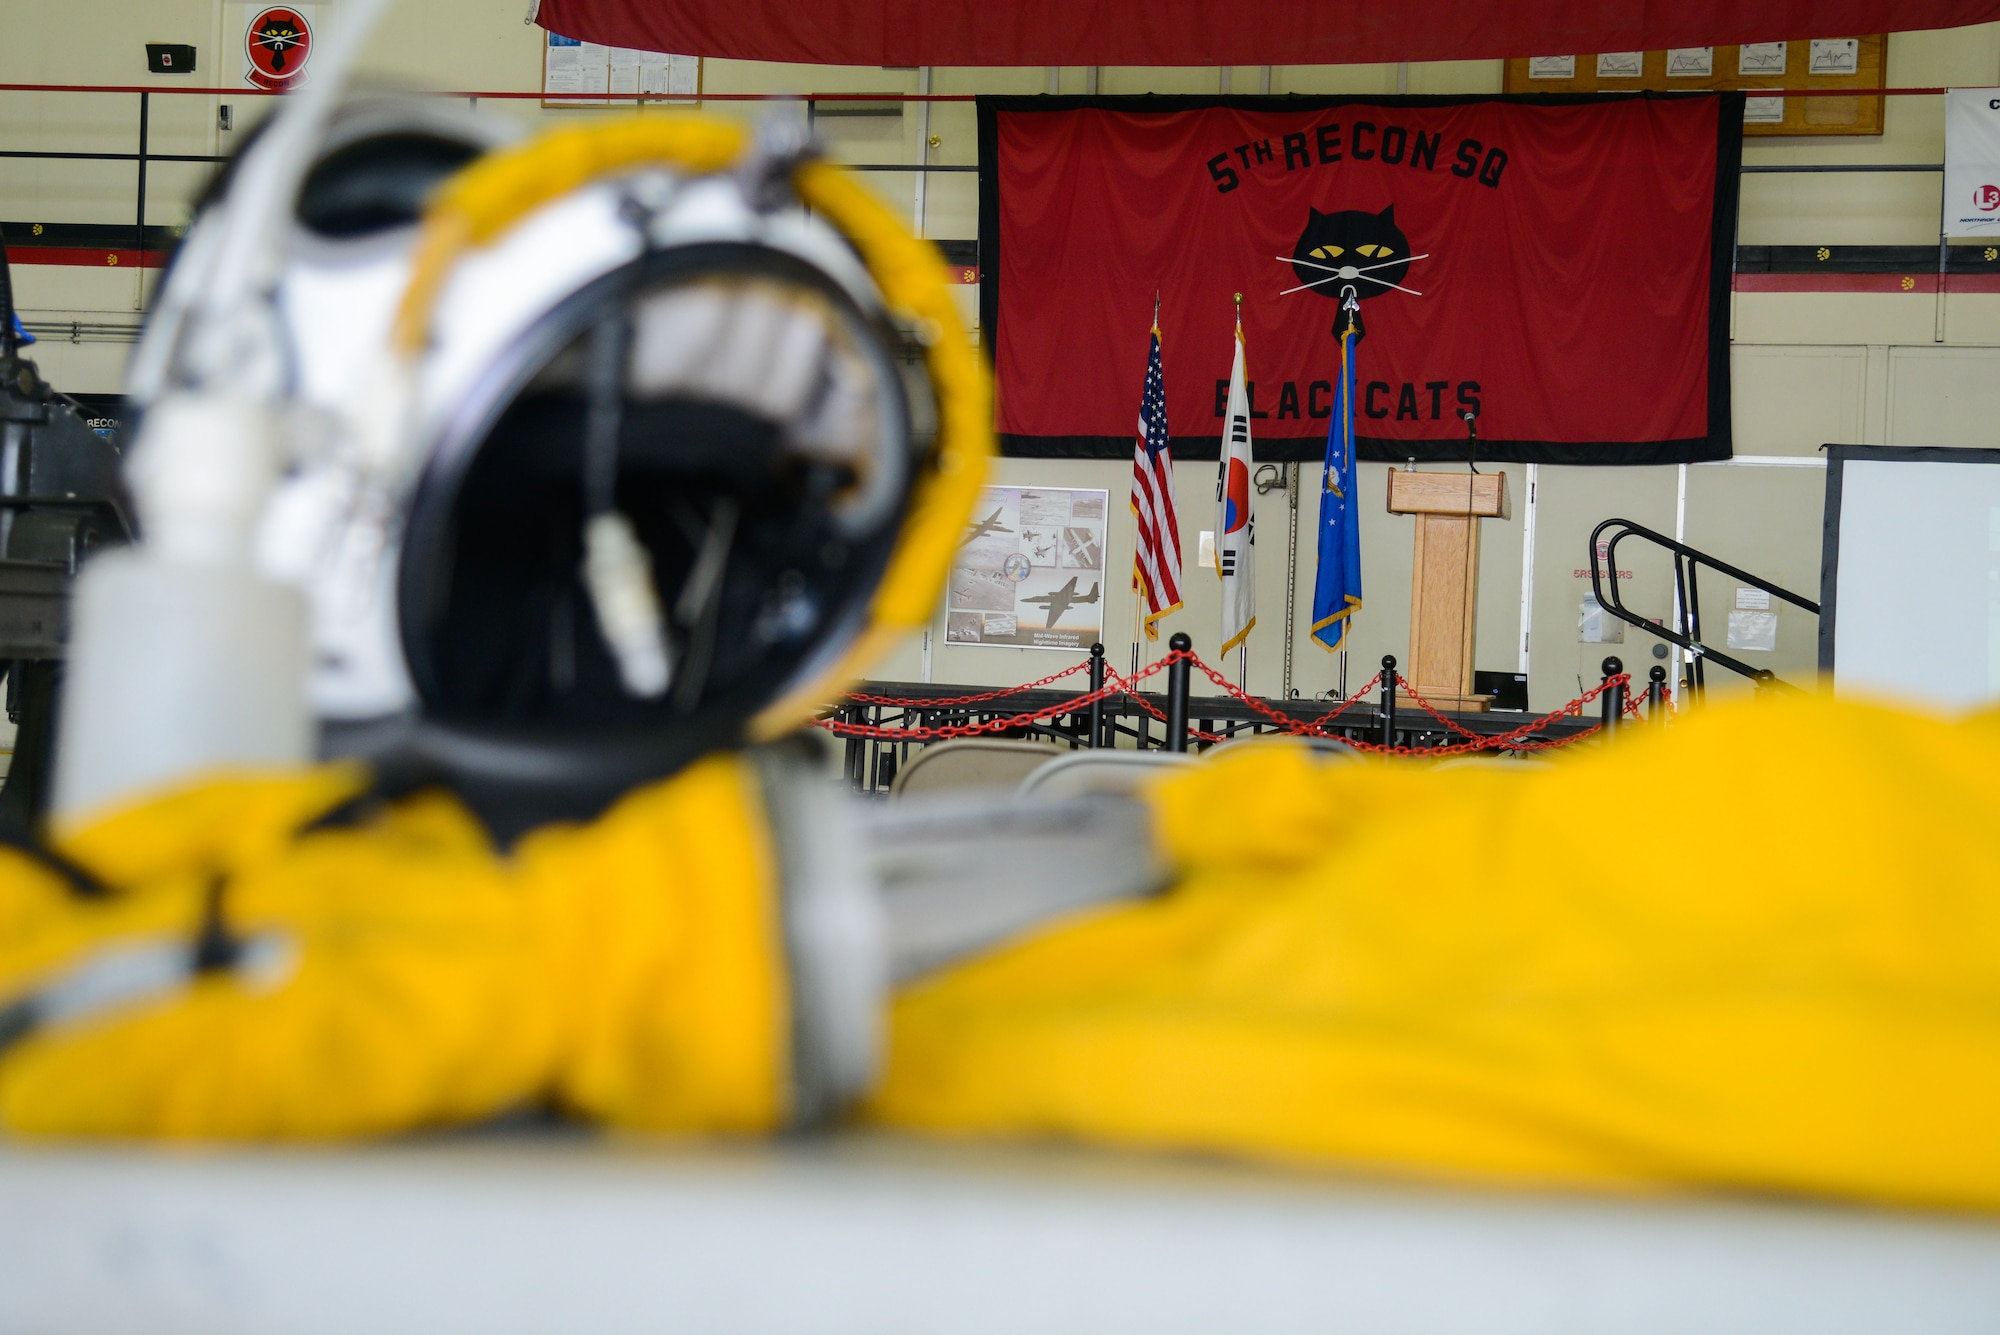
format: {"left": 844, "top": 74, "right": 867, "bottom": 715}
{"left": 1130, "top": 326, "right": 1183, "bottom": 638}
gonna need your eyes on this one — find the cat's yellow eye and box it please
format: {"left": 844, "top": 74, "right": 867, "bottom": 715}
{"left": 1309, "top": 245, "right": 1344, "bottom": 260}
{"left": 1357, "top": 244, "right": 1393, "bottom": 258}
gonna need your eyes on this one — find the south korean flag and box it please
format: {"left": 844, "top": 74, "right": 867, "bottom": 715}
{"left": 1216, "top": 319, "right": 1256, "bottom": 658}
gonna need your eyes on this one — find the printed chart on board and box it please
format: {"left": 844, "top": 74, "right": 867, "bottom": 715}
{"left": 946, "top": 486, "right": 1107, "bottom": 650}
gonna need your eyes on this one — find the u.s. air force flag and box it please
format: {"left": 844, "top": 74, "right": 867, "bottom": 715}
{"left": 1311, "top": 300, "right": 1363, "bottom": 650}
{"left": 1217, "top": 317, "right": 1256, "bottom": 656}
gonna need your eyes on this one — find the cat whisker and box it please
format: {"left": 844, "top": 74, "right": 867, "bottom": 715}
{"left": 1278, "top": 273, "right": 1349, "bottom": 296}
{"left": 1352, "top": 272, "right": 1423, "bottom": 296}
{"left": 1278, "top": 268, "right": 1425, "bottom": 298}
{"left": 1279, "top": 252, "right": 1430, "bottom": 278}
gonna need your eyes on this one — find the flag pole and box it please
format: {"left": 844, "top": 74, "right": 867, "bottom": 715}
{"left": 1233, "top": 291, "right": 1247, "bottom": 694}
{"left": 1133, "top": 288, "right": 1162, "bottom": 679}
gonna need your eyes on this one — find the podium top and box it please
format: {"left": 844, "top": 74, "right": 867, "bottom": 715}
{"left": 1387, "top": 469, "right": 1509, "bottom": 519}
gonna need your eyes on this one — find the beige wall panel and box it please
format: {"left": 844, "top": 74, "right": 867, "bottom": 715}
{"left": 10, "top": 339, "right": 134, "bottom": 396}
{"left": 10, "top": 264, "right": 146, "bottom": 318}
{"left": 0, "top": 0, "right": 213, "bottom": 85}
{"left": 1736, "top": 172, "right": 1942, "bottom": 246}
{"left": 1732, "top": 23, "right": 1999, "bottom": 245}
{"left": 702, "top": 63, "right": 917, "bottom": 95}
{"left": 1681, "top": 462, "right": 1827, "bottom": 696}
{"left": 1528, "top": 465, "right": 1678, "bottom": 712}
{"left": 1886, "top": 346, "right": 2000, "bottom": 448}
{"left": 1404, "top": 61, "right": 1503, "bottom": 95}
{"left": 1940, "top": 291, "right": 2000, "bottom": 345}
{"left": 359, "top": 0, "right": 545, "bottom": 94}
{"left": 1731, "top": 345, "right": 1866, "bottom": 455}
{"left": 1731, "top": 292, "right": 1938, "bottom": 346}
{"left": 1277, "top": 65, "right": 1399, "bottom": 95}
{"left": 1099, "top": 68, "right": 1221, "bottom": 95}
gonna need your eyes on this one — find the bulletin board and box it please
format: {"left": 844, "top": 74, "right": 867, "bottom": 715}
{"left": 1503, "top": 37, "right": 1887, "bottom": 136}
{"left": 542, "top": 33, "right": 701, "bottom": 109}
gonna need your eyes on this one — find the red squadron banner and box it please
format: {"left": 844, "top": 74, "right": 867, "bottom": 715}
{"left": 978, "top": 94, "right": 1742, "bottom": 464}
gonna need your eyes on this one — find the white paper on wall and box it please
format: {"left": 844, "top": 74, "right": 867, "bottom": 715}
{"left": 1596, "top": 52, "right": 1642, "bottom": 78}
{"left": 1809, "top": 39, "right": 1860, "bottom": 75}
{"left": 1665, "top": 48, "right": 1714, "bottom": 77}
{"left": 1743, "top": 95, "right": 1786, "bottom": 124}
{"left": 1527, "top": 56, "right": 1575, "bottom": 79}
{"left": 544, "top": 33, "right": 608, "bottom": 104}
{"left": 608, "top": 46, "right": 641, "bottom": 96}
{"left": 1739, "top": 43, "right": 1788, "bottom": 76}
{"left": 1727, "top": 609, "right": 1778, "bottom": 651}
{"left": 1579, "top": 594, "right": 1624, "bottom": 644}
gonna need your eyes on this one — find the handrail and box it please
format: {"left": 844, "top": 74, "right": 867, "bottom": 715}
{"left": 1587, "top": 517, "right": 1818, "bottom": 695}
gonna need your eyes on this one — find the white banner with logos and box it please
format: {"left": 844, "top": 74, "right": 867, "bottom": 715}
{"left": 1944, "top": 89, "right": 2000, "bottom": 237}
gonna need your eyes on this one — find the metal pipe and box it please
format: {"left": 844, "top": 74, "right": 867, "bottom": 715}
{"left": 1282, "top": 460, "right": 1299, "bottom": 698}
{"left": 134, "top": 91, "right": 148, "bottom": 309}
{"left": 1087, "top": 642, "right": 1105, "bottom": 749}
{"left": 0, "top": 150, "right": 225, "bottom": 162}
{"left": 1165, "top": 632, "right": 1192, "bottom": 753}
{"left": 0, "top": 81, "right": 1958, "bottom": 100}
{"left": 1739, "top": 164, "right": 1941, "bottom": 173}
{"left": 1379, "top": 654, "right": 1397, "bottom": 747}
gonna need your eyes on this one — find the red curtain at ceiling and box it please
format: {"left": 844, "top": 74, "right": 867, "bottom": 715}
{"left": 534, "top": 0, "right": 2000, "bottom": 67}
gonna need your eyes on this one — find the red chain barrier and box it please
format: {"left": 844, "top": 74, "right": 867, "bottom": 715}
{"left": 820, "top": 654, "right": 1183, "bottom": 742}
{"left": 1301, "top": 673, "right": 1384, "bottom": 732}
{"left": 843, "top": 659, "right": 1090, "bottom": 708}
{"left": 1101, "top": 664, "right": 1228, "bottom": 743}
{"left": 1333, "top": 671, "right": 1628, "bottom": 758}
{"left": 828, "top": 647, "right": 1643, "bottom": 755}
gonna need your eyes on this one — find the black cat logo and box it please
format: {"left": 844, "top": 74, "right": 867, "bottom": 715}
{"left": 245, "top": 6, "right": 312, "bottom": 88}
{"left": 256, "top": 16, "right": 302, "bottom": 71}
{"left": 1289, "top": 205, "right": 1415, "bottom": 302}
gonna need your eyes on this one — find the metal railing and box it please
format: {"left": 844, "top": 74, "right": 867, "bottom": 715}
{"left": 1587, "top": 517, "right": 1819, "bottom": 696}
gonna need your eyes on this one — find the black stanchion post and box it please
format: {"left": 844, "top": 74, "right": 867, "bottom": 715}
{"left": 1380, "top": 654, "right": 1398, "bottom": 747}
{"left": 1088, "top": 642, "right": 1106, "bottom": 749}
{"left": 1600, "top": 656, "right": 1624, "bottom": 734}
{"left": 1166, "top": 632, "right": 1193, "bottom": 753}
{"left": 1648, "top": 664, "right": 1666, "bottom": 721}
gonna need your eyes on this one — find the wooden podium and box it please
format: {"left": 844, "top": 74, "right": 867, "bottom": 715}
{"left": 1386, "top": 469, "right": 1509, "bottom": 713}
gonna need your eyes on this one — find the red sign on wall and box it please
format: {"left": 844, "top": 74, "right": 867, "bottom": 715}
{"left": 978, "top": 94, "right": 1741, "bottom": 464}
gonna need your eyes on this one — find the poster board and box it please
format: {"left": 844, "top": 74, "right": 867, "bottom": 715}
{"left": 1503, "top": 38, "right": 1886, "bottom": 136}
{"left": 1945, "top": 89, "right": 2000, "bottom": 238}
{"left": 946, "top": 486, "right": 1108, "bottom": 651}
{"left": 543, "top": 33, "right": 700, "bottom": 108}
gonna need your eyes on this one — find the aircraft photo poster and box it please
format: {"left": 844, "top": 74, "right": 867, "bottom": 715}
{"left": 946, "top": 485, "right": 1108, "bottom": 650}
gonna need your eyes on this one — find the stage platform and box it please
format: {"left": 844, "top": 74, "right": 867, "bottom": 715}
{"left": 3, "top": 1133, "right": 1997, "bottom": 1333}
{"left": 833, "top": 680, "right": 1598, "bottom": 791}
